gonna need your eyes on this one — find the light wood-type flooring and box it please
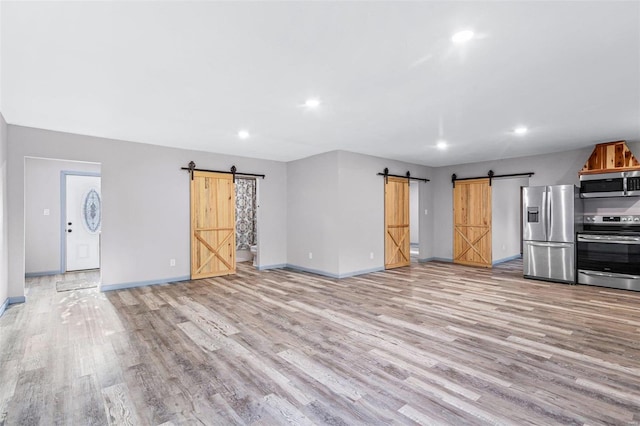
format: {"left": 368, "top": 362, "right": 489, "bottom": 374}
{"left": 1, "top": 260, "right": 640, "bottom": 425}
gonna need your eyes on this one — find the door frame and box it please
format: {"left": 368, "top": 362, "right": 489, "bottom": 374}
{"left": 60, "top": 171, "right": 102, "bottom": 273}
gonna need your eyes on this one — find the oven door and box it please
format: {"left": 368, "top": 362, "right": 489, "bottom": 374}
{"left": 579, "top": 173, "right": 625, "bottom": 198}
{"left": 577, "top": 234, "right": 640, "bottom": 290}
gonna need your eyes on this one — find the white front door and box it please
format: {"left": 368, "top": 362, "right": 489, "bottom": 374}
{"left": 65, "top": 175, "right": 101, "bottom": 271}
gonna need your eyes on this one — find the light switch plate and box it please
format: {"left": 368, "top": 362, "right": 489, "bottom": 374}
{"left": 43, "top": 209, "right": 50, "bottom": 216}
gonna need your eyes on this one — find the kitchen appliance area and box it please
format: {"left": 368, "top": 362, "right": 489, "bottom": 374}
{"left": 523, "top": 180, "right": 640, "bottom": 291}
{"left": 522, "top": 140, "right": 640, "bottom": 292}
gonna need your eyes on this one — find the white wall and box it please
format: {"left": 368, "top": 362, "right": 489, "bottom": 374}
{"left": 24, "top": 158, "right": 101, "bottom": 275}
{"left": 0, "top": 0, "right": 3, "bottom": 112}
{"left": 491, "top": 177, "right": 529, "bottom": 263}
{"left": 431, "top": 146, "right": 596, "bottom": 261}
{"left": 336, "top": 151, "right": 432, "bottom": 276}
{"left": 8, "top": 125, "right": 287, "bottom": 298}
{"left": 431, "top": 143, "right": 640, "bottom": 261}
{"left": 286, "top": 151, "right": 340, "bottom": 275}
{"left": 0, "top": 113, "right": 8, "bottom": 308}
{"left": 8, "top": 121, "right": 640, "bottom": 298}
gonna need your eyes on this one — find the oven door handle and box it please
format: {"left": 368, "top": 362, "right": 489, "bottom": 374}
{"left": 579, "top": 271, "right": 640, "bottom": 280}
{"left": 578, "top": 235, "right": 640, "bottom": 244}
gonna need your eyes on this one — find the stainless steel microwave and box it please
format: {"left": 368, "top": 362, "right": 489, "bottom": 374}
{"left": 579, "top": 171, "right": 640, "bottom": 198}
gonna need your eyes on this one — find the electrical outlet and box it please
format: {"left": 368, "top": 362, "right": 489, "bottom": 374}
{"left": 424, "top": 209, "right": 428, "bottom": 215}
{"left": 170, "top": 259, "right": 176, "bottom": 267}
{"left": 308, "top": 252, "right": 313, "bottom": 259}
{"left": 370, "top": 252, "right": 374, "bottom": 259}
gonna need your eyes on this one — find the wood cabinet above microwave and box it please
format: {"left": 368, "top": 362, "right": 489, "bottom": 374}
{"left": 579, "top": 141, "right": 640, "bottom": 176}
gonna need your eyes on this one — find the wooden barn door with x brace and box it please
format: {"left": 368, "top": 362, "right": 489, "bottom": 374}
{"left": 384, "top": 176, "right": 411, "bottom": 269}
{"left": 453, "top": 178, "right": 492, "bottom": 268}
{"left": 190, "top": 171, "right": 236, "bottom": 279}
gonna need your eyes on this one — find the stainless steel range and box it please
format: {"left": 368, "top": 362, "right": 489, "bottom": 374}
{"left": 577, "top": 215, "right": 640, "bottom": 291}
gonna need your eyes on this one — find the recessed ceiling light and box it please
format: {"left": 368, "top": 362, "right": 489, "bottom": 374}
{"left": 237, "top": 130, "right": 250, "bottom": 139}
{"left": 304, "top": 98, "right": 321, "bottom": 108}
{"left": 451, "top": 30, "right": 474, "bottom": 44}
{"left": 437, "top": 141, "right": 447, "bottom": 150}
{"left": 514, "top": 126, "right": 528, "bottom": 135}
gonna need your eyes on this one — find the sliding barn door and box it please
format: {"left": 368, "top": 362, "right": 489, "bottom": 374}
{"left": 190, "top": 171, "right": 236, "bottom": 279}
{"left": 385, "top": 176, "right": 410, "bottom": 269}
{"left": 453, "top": 178, "right": 492, "bottom": 268}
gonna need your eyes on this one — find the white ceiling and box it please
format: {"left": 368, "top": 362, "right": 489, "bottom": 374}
{"left": 2, "top": 1, "right": 639, "bottom": 167}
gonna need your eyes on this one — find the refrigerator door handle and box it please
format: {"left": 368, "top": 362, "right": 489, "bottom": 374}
{"left": 544, "top": 186, "right": 551, "bottom": 241}
{"left": 527, "top": 242, "right": 573, "bottom": 248}
{"left": 547, "top": 186, "right": 552, "bottom": 241}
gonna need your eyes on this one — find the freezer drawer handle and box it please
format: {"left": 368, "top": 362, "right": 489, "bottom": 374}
{"left": 580, "top": 270, "right": 640, "bottom": 280}
{"left": 527, "top": 242, "right": 572, "bottom": 248}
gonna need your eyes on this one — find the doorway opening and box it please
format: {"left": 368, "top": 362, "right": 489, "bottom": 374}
{"left": 24, "top": 157, "right": 102, "bottom": 290}
{"left": 409, "top": 180, "right": 420, "bottom": 262}
{"left": 235, "top": 177, "right": 258, "bottom": 267}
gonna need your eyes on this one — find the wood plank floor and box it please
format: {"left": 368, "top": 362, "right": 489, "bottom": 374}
{"left": 2, "top": 260, "right": 640, "bottom": 425}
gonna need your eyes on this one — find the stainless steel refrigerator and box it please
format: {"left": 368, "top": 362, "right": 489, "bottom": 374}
{"left": 522, "top": 185, "right": 582, "bottom": 283}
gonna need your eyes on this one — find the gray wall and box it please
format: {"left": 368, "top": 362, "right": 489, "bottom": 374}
{"left": 286, "top": 150, "right": 432, "bottom": 277}
{"left": 24, "top": 158, "right": 101, "bottom": 275}
{"left": 0, "top": 113, "right": 8, "bottom": 307}
{"left": 8, "top": 125, "right": 287, "bottom": 298}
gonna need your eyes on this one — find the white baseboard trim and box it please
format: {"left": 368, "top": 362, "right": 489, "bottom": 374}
{"left": 101, "top": 276, "right": 190, "bottom": 292}
{"left": 0, "top": 296, "right": 23, "bottom": 318}
{"left": 337, "top": 267, "right": 385, "bottom": 278}
{"left": 257, "top": 264, "right": 287, "bottom": 271}
{"left": 492, "top": 254, "right": 522, "bottom": 266}
{"left": 284, "top": 264, "right": 385, "bottom": 279}
{"left": 0, "top": 298, "right": 8, "bottom": 318}
{"left": 418, "top": 257, "right": 453, "bottom": 263}
{"left": 25, "top": 270, "right": 62, "bottom": 278}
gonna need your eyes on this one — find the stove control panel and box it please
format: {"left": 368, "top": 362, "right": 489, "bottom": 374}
{"left": 584, "top": 215, "right": 640, "bottom": 224}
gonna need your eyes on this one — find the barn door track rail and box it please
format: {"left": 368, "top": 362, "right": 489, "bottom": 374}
{"left": 451, "top": 170, "right": 534, "bottom": 188}
{"left": 181, "top": 161, "right": 266, "bottom": 182}
{"left": 377, "top": 168, "right": 430, "bottom": 184}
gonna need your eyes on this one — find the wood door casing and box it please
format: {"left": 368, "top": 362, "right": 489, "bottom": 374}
{"left": 453, "top": 178, "right": 492, "bottom": 268}
{"left": 385, "top": 176, "right": 410, "bottom": 269}
{"left": 190, "top": 171, "right": 236, "bottom": 279}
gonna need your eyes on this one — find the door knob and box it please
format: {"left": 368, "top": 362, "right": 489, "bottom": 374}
{"left": 68, "top": 222, "right": 72, "bottom": 226}
{"left": 67, "top": 229, "right": 72, "bottom": 233}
